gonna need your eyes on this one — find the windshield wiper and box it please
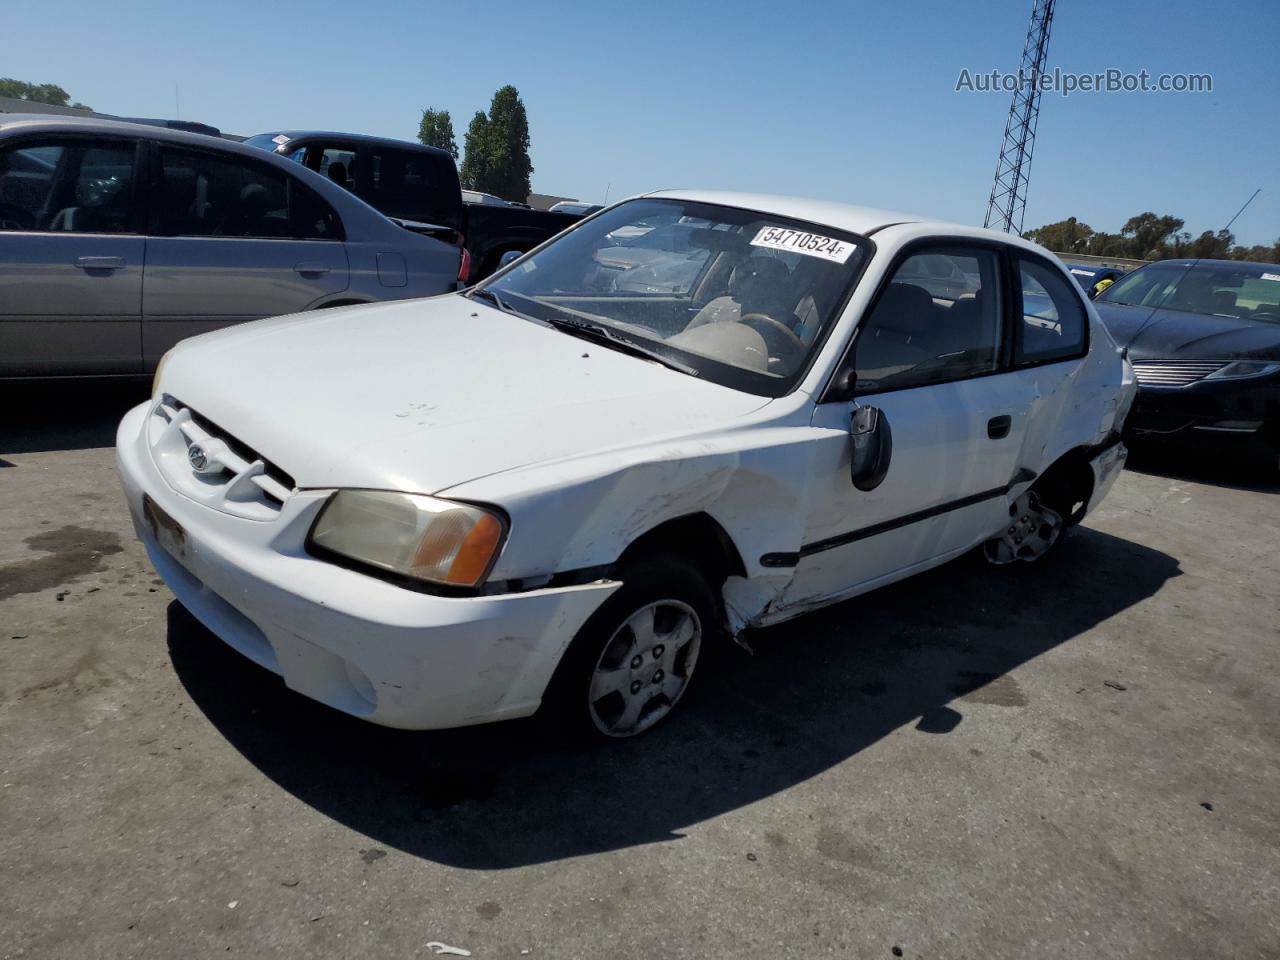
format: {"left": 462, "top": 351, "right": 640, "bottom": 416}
{"left": 469, "top": 287, "right": 526, "bottom": 318}
{"left": 543, "top": 315, "right": 700, "bottom": 376}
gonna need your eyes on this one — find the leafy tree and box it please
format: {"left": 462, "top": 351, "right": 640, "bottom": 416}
{"left": 1188, "top": 229, "right": 1234, "bottom": 259}
{"left": 1120, "top": 213, "right": 1185, "bottom": 260}
{"left": 1023, "top": 213, "right": 1277, "bottom": 263}
{"left": 481, "top": 85, "right": 533, "bottom": 203}
{"left": 417, "top": 108, "right": 458, "bottom": 159}
{"left": 0, "top": 77, "right": 90, "bottom": 111}
{"left": 458, "top": 111, "right": 491, "bottom": 191}
{"left": 1023, "top": 217, "right": 1094, "bottom": 253}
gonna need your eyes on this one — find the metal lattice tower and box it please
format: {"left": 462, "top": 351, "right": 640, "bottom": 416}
{"left": 984, "top": 0, "right": 1056, "bottom": 234}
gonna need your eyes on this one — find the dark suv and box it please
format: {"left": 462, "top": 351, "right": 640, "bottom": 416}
{"left": 245, "top": 130, "right": 584, "bottom": 281}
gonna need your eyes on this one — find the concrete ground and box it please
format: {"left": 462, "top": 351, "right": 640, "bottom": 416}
{"left": 2, "top": 382, "right": 1277, "bottom": 960}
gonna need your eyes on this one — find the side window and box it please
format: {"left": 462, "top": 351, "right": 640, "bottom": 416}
{"left": 363, "top": 147, "right": 462, "bottom": 228}
{"left": 317, "top": 147, "right": 356, "bottom": 191}
{"left": 1017, "top": 259, "right": 1087, "bottom": 363}
{"left": 853, "top": 248, "right": 1001, "bottom": 392}
{"left": 156, "top": 147, "right": 340, "bottom": 241}
{"left": 0, "top": 140, "right": 136, "bottom": 234}
{"left": 288, "top": 179, "right": 343, "bottom": 241}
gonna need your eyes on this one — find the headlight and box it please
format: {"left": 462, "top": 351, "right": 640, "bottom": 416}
{"left": 309, "top": 490, "right": 506, "bottom": 588}
{"left": 152, "top": 348, "right": 174, "bottom": 397}
{"left": 1203, "top": 360, "right": 1280, "bottom": 381}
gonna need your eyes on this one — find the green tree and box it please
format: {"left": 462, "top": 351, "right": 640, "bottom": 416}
{"left": 458, "top": 111, "right": 491, "bottom": 191}
{"left": 1119, "top": 212, "right": 1185, "bottom": 260}
{"left": 417, "top": 108, "right": 458, "bottom": 159}
{"left": 480, "top": 84, "right": 533, "bottom": 203}
{"left": 1025, "top": 213, "right": 1277, "bottom": 263}
{"left": 0, "top": 77, "right": 89, "bottom": 111}
{"left": 1188, "top": 229, "right": 1234, "bottom": 259}
{"left": 1023, "top": 216, "right": 1094, "bottom": 253}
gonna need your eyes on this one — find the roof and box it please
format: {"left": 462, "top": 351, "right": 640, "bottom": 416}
{"left": 0, "top": 113, "right": 278, "bottom": 159}
{"left": 644, "top": 189, "right": 1062, "bottom": 256}
{"left": 1146, "top": 258, "right": 1280, "bottom": 271}
{"left": 252, "top": 130, "right": 453, "bottom": 159}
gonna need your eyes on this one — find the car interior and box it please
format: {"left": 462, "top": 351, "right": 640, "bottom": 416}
{"left": 0, "top": 142, "right": 134, "bottom": 233}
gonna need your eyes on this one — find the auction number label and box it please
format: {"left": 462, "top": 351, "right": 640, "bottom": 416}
{"left": 750, "top": 226, "right": 856, "bottom": 263}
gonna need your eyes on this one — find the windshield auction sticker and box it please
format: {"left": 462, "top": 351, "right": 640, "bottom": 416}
{"left": 750, "top": 226, "right": 856, "bottom": 263}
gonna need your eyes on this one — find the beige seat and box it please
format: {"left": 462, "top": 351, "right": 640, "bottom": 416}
{"left": 685, "top": 256, "right": 794, "bottom": 331}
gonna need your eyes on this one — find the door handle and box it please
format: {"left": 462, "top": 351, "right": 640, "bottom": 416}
{"left": 294, "top": 262, "right": 331, "bottom": 276}
{"left": 987, "top": 414, "right": 1012, "bottom": 439}
{"left": 74, "top": 256, "right": 125, "bottom": 271}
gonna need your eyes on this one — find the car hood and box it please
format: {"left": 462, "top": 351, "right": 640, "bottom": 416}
{"left": 159, "top": 295, "right": 772, "bottom": 492}
{"left": 1093, "top": 301, "right": 1280, "bottom": 361}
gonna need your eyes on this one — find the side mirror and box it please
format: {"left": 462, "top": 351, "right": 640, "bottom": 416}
{"left": 498, "top": 249, "right": 524, "bottom": 270}
{"left": 850, "top": 404, "right": 892, "bottom": 491}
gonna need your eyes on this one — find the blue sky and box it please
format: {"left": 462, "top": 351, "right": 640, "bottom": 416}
{"left": 8, "top": 0, "right": 1278, "bottom": 244}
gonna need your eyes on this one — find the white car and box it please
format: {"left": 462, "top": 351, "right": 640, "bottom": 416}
{"left": 116, "top": 191, "right": 1135, "bottom": 740}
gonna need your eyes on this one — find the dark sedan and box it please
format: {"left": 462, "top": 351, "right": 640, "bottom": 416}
{"left": 1092, "top": 259, "right": 1280, "bottom": 470}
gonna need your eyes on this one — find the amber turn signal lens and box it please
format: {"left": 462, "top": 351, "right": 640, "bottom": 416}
{"left": 445, "top": 513, "right": 504, "bottom": 587}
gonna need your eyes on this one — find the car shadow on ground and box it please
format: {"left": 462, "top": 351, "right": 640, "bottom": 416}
{"left": 167, "top": 526, "right": 1180, "bottom": 869}
{"left": 0, "top": 381, "right": 149, "bottom": 457}
{"left": 1125, "top": 441, "right": 1279, "bottom": 495}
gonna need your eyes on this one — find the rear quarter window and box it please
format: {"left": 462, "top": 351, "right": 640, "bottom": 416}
{"left": 1017, "top": 259, "right": 1088, "bottom": 364}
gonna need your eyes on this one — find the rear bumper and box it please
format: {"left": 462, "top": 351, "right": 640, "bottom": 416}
{"left": 1085, "top": 440, "right": 1127, "bottom": 515}
{"left": 115, "top": 400, "right": 617, "bottom": 730}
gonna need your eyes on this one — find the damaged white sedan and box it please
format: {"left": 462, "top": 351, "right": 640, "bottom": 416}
{"left": 117, "top": 191, "right": 1135, "bottom": 739}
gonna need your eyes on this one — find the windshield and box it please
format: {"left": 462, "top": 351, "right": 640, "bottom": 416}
{"left": 1097, "top": 261, "right": 1280, "bottom": 323}
{"left": 478, "top": 198, "right": 867, "bottom": 396}
{"left": 243, "top": 133, "right": 288, "bottom": 153}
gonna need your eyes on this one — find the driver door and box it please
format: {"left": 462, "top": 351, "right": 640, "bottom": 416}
{"left": 778, "top": 244, "right": 1034, "bottom": 608}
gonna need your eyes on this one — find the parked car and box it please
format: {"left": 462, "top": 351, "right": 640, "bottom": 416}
{"left": 894, "top": 251, "right": 976, "bottom": 301}
{"left": 0, "top": 115, "right": 464, "bottom": 378}
{"left": 245, "top": 131, "right": 583, "bottom": 282}
{"left": 1062, "top": 261, "right": 1129, "bottom": 298}
{"left": 550, "top": 200, "right": 603, "bottom": 216}
{"left": 461, "top": 189, "right": 509, "bottom": 207}
{"left": 118, "top": 191, "right": 1133, "bottom": 740}
{"left": 1092, "top": 258, "right": 1280, "bottom": 469}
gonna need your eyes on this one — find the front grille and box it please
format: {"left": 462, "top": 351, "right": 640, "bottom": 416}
{"left": 149, "top": 396, "right": 296, "bottom": 519}
{"left": 1131, "top": 359, "right": 1226, "bottom": 388}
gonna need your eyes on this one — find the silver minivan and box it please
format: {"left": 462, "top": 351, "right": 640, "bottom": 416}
{"left": 0, "top": 115, "right": 463, "bottom": 378}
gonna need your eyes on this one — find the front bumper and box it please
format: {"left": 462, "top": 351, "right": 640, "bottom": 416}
{"left": 1125, "top": 374, "right": 1280, "bottom": 455}
{"left": 115, "top": 400, "right": 618, "bottom": 730}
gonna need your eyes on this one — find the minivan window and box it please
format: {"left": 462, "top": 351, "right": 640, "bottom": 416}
{"left": 0, "top": 140, "right": 136, "bottom": 234}
{"left": 155, "top": 146, "right": 341, "bottom": 241}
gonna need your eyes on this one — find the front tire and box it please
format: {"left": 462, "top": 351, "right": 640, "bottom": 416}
{"left": 544, "top": 555, "right": 716, "bottom": 740}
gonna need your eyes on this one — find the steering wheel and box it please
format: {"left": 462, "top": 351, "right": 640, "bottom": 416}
{"left": 0, "top": 203, "right": 35, "bottom": 231}
{"left": 739, "top": 312, "right": 805, "bottom": 361}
